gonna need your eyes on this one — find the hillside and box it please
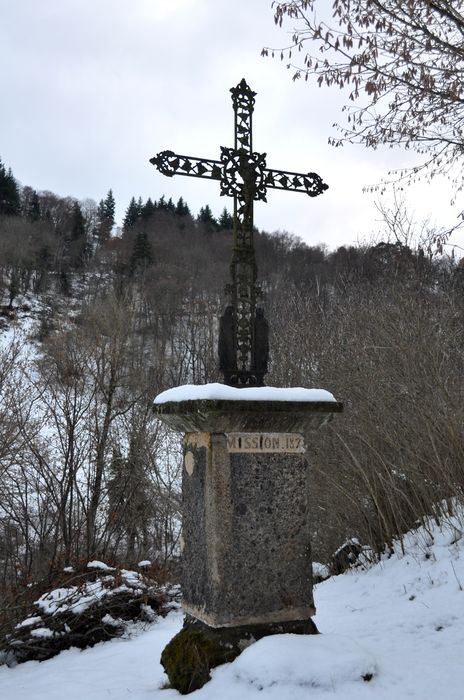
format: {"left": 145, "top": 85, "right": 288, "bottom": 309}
{"left": 1, "top": 510, "right": 463, "bottom": 699}
{"left": 2, "top": 212, "right": 464, "bottom": 573}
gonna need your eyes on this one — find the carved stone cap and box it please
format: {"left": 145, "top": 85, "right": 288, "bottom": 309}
{"left": 153, "top": 399, "right": 343, "bottom": 433}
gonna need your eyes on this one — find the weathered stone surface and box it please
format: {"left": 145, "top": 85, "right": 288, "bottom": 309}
{"left": 158, "top": 400, "right": 344, "bottom": 629}
{"left": 182, "top": 430, "right": 315, "bottom": 627}
{"left": 160, "top": 624, "right": 236, "bottom": 694}
{"left": 154, "top": 398, "right": 342, "bottom": 433}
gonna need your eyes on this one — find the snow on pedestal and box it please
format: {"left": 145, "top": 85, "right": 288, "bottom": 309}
{"left": 154, "top": 382, "right": 337, "bottom": 404}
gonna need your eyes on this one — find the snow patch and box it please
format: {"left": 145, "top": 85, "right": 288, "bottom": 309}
{"left": 29, "top": 628, "right": 55, "bottom": 639}
{"left": 230, "top": 634, "right": 376, "bottom": 689}
{"left": 312, "top": 562, "right": 330, "bottom": 580}
{"left": 86, "top": 561, "right": 114, "bottom": 571}
{"left": 154, "top": 382, "right": 336, "bottom": 404}
{"left": 35, "top": 588, "right": 77, "bottom": 615}
{"left": 14, "top": 617, "right": 42, "bottom": 630}
{"left": 101, "top": 614, "right": 122, "bottom": 628}
{"left": 140, "top": 604, "right": 157, "bottom": 622}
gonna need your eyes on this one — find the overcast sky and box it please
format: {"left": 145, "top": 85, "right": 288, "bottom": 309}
{"left": 1, "top": 0, "right": 463, "bottom": 253}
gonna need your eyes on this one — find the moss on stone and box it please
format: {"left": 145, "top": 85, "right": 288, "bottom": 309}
{"left": 160, "top": 626, "right": 238, "bottom": 694}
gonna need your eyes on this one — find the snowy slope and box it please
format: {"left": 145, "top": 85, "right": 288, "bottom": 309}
{"left": 1, "top": 512, "right": 464, "bottom": 699}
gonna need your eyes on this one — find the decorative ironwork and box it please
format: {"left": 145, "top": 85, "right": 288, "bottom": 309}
{"left": 150, "top": 79, "right": 328, "bottom": 387}
{"left": 152, "top": 151, "right": 222, "bottom": 181}
{"left": 265, "top": 168, "right": 328, "bottom": 197}
{"left": 219, "top": 148, "right": 268, "bottom": 201}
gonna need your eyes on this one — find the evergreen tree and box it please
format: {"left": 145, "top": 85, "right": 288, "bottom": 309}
{"left": 156, "top": 195, "right": 168, "bottom": 211}
{"left": 0, "top": 159, "right": 20, "bottom": 216}
{"left": 175, "top": 197, "right": 191, "bottom": 217}
{"left": 141, "top": 197, "right": 156, "bottom": 220}
{"left": 95, "top": 189, "right": 115, "bottom": 242}
{"left": 70, "top": 201, "right": 90, "bottom": 267}
{"left": 71, "top": 201, "right": 85, "bottom": 241}
{"left": 218, "top": 207, "right": 233, "bottom": 230}
{"left": 105, "top": 188, "right": 115, "bottom": 222}
{"left": 197, "top": 204, "right": 218, "bottom": 228}
{"left": 166, "top": 197, "right": 176, "bottom": 213}
{"left": 28, "top": 190, "right": 41, "bottom": 221}
{"left": 123, "top": 196, "right": 142, "bottom": 230}
{"left": 130, "top": 231, "right": 153, "bottom": 273}
{"left": 21, "top": 186, "right": 41, "bottom": 221}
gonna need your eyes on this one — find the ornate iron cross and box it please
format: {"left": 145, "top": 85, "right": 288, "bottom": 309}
{"left": 150, "top": 78, "right": 328, "bottom": 387}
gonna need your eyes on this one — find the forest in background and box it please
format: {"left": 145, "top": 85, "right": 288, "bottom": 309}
{"left": 1, "top": 155, "right": 464, "bottom": 602}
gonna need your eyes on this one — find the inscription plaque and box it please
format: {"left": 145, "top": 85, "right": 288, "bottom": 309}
{"left": 226, "top": 432, "right": 305, "bottom": 454}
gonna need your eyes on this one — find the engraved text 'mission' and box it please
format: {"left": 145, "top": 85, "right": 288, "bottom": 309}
{"left": 226, "top": 433, "right": 305, "bottom": 454}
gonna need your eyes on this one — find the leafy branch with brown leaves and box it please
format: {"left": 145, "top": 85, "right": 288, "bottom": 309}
{"left": 263, "top": 1, "right": 464, "bottom": 192}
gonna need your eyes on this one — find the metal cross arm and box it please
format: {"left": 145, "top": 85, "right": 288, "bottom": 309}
{"left": 150, "top": 150, "right": 328, "bottom": 201}
{"left": 150, "top": 151, "right": 223, "bottom": 182}
{"left": 264, "top": 167, "right": 328, "bottom": 197}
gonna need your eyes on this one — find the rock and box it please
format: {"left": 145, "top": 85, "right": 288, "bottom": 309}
{"left": 331, "top": 538, "right": 363, "bottom": 575}
{"left": 160, "top": 625, "right": 237, "bottom": 694}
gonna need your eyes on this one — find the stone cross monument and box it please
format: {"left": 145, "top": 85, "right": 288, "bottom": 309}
{"left": 151, "top": 78, "right": 328, "bottom": 387}
{"left": 151, "top": 81, "right": 342, "bottom": 694}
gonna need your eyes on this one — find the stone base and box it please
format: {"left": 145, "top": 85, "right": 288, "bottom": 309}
{"left": 180, "top": 427, "right": 318, "bottom": 628}
{"left": 185, "top": 613, "right": 319, "bottom": 645}
{"left": 161, "top": 614, "right": 319, "bottom": 694}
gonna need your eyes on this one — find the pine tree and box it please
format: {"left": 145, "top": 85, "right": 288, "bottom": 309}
{"left": 197, "top": 204, "right": 218, "bottom": 229}
{"left": 175, "top": 197, "right": 191, "bottom": 217}
{"left": 123, "top": 196, "right": 141, "bottom": 230}
{"left": 218, "top": 207, "right": 233, "bottom": 230}
{"left": 130, "top": 231, "right": 153, "bottom": 273}
{"left": 156, "top": 195, "right": 168, "bottom": 211}
{"left": 141, "top": 197, "right": 156, "bottom": 220}
{"left": 71, "top": 201, "right": 85, "bottom": 241}
{"left": 69, "top": 201, "right": 90, "bottom": 267}
{"left": 0, "top": 159, "right": 20, "bottom": 216}
{"left": 21, "top": 186, "right": 41, "bottom": 221}
{"left": 95, "top": 189, "right": 115, "bottom": 242}
{"left": 28, "top": 190, "right": 41, "bottom": 221}
{"left": 105, "top": 189, "right": 115, "bottom": 222}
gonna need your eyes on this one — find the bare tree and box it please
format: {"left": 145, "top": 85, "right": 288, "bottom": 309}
{"left": 268, "top": 244, "right": 464, "bottom": 560}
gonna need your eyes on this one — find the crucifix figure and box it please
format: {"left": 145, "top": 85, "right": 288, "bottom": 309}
{"left": 150, "top": 78, "right": 328, "bottom": 387}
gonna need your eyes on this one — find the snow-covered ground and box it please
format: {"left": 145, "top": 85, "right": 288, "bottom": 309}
{"left": 2, "top": 512, "right": 463, "bottom": 699}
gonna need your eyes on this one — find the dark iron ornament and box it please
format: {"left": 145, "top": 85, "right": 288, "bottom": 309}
{"left": 150, "top": 78, "right": 328, "bottom": 387}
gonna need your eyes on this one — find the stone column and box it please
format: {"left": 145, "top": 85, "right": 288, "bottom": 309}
{"left": 154, "top": 398, "right": 342, "bottom": 693}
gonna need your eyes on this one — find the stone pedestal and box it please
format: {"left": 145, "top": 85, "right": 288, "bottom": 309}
{"left": 154, "top": 398, "right": 342, "bottom": 693}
